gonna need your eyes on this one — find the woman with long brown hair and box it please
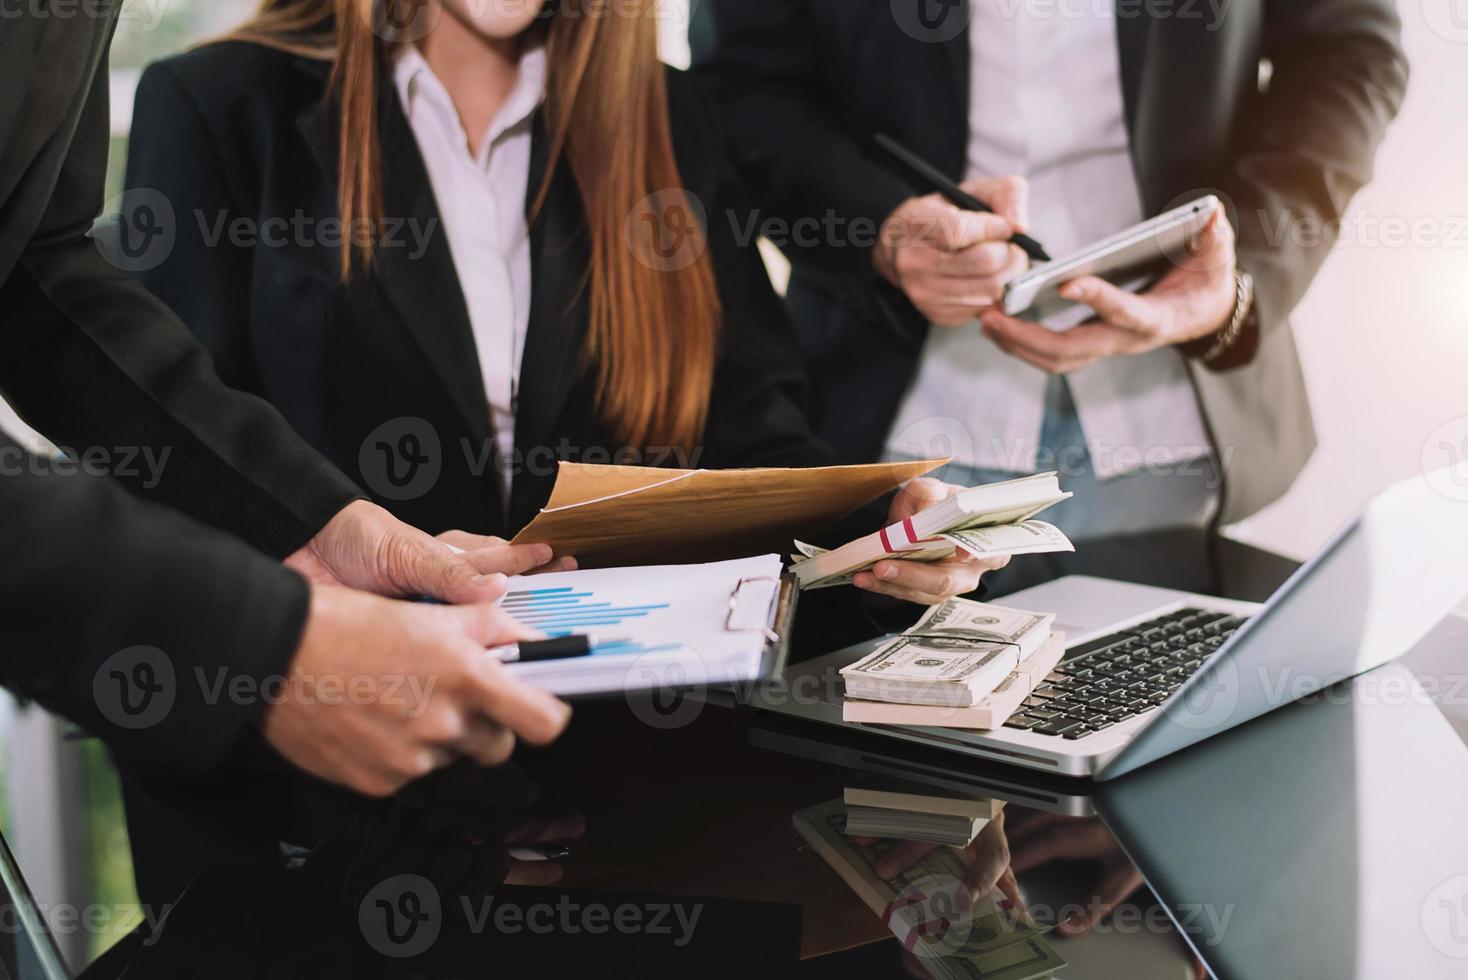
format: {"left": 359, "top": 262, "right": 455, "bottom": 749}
{"left": 117, "top": 0, "right": 1013, "bottom": 902}
{"left": 125, "top": 0, "right": 1000, "bottom": 602}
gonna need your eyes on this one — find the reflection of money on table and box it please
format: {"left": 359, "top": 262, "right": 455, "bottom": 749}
{"left": 794, "top": 799, "right": 1067, "bottom": 980}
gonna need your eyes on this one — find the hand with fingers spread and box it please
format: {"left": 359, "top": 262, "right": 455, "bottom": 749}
{"left": 284, "top": 499, "right": 571, "bottom": 605}
{"left": 980, "top": 210, "right": 1240, "bottom": 375}
{"left": 1006, "top": 811, "right": 1143, "bottom": 938}
{"left": 874, "top": 177, "right": 1032, "bottom": 327}
{"left": 854, "top": 478, "right": 1011, "bottom": 605}
{"left": 262, "top": 584, "right": 572, "bottom": 798}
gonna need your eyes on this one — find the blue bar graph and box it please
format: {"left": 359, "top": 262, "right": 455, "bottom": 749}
{"left": 502, "top": 587, "right": 671, "bottom": 639}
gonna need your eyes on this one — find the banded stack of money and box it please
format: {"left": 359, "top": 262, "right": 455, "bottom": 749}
{"left": 844, "top": 776, "right": 1003, "bottom": 846}
{"left": 794, "top": 799, "right": 1066, "bottom": 980}
{"left": 843, "top": 633, "right": 1066, "bottom": 729}
{"left": 789, "top": 472, "right": 1075, "bottom": 590}
{"left": 841, "top": 599, "right": 1055, "bottom": 708}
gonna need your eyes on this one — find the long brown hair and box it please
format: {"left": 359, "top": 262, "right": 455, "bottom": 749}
{"left": 225, "top": 0, "right": 721, "bottom": 452}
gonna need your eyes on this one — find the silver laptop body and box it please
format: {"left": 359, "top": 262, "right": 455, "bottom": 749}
{"left": 752, "top": 467, "right": 1468, "bottom": 779}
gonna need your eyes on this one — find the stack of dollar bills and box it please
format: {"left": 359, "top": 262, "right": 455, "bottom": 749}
{"left": 789, "top": 472, "right": 1075, "bottom": 591}
{"left": 841, "top": 598, "right": 1067, "bottom": 729}
{"left": 795, "top": 798, "right": 1066, "bottom": 980}
{"left": 844, "top": 777, "right": 1005, "bottom": 847}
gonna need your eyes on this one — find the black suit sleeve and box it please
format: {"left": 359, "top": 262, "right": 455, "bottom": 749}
{"left": 0, "top": 435, "right": 307, "bottom": 774}
{"left": 689, "top": 0, "right": 916, "bottom": 283}
{"left": 666, "top": 73, "right": 837, "bottom": 473}
{"left": 0, "top": 63, "right": 361, "bottom": 558}
{"left": 123, "top": 61, "right": 264, "bottom": 397}
{"left": 1201, "top": 0, "right": 1408, "bottom": 368}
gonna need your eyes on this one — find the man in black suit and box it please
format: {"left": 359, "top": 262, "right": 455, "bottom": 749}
{"left": 0, "top": 4, "right": 569, "bottom": 807}
{"left": 692, "top": 0, "right": 1407, "bottom": 592}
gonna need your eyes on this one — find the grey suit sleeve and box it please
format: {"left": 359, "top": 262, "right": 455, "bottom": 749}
{"left": 1221, "top": 0, "right": 1408, "bottom": 343}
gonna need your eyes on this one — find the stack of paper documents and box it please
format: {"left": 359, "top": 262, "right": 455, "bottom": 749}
{"left": 841, "top": 599, "right": 1066, "bottom": 729}
{"left": 789, "top": 472, "right": 1075, "bottom": 589}
{"left": 498, "top": 555, "right": 785, "bottom": 697}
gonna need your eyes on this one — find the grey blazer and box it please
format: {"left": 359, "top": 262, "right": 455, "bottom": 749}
{"left": 693, "top": 0, "right": 1410, "bottom": 522}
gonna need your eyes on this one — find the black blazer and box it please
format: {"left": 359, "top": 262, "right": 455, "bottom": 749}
{"left": 691, "top": 0, "right": 1408, "bottom": 521}
{"left": 126, "top": 41, "right": 834, "bottom": 541}
{"left": 115, "top": 40, "right": 853, "bottom": 906}
{"left": 0, "top": 8, "right": 359, "bottom": 776}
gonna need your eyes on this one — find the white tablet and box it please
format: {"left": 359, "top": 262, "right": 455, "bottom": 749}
{"left": 1002, "top": 195, "right": 1221, "bottom": 322}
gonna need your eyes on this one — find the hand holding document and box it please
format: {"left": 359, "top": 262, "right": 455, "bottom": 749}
{"left": 789, "top": 472, "right": 1075, "bottom": 590}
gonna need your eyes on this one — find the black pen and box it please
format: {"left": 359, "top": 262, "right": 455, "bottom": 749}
{"left": 874, "top": 133, "right": 1051, "bottom": 263}
{"left": 487, "top": 635, "right": 615, "bottom": 664}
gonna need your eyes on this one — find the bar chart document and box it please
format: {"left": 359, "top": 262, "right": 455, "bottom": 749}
{"left": 499, "top": 555, "right": 789, "bottom": 697}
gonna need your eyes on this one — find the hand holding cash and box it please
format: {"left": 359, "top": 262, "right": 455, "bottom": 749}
{"left": 790, "top": 472, "right": 1075, "bottom": 592}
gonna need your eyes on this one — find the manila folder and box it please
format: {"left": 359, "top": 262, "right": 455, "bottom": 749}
{"left": 510, "top": 458, "right": 948, "bottom": 568}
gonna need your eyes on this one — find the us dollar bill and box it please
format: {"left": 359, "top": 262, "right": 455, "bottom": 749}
{"left": 842, "top": 600, "right": 1056, "bottom": 705}
{"left": 911, "top": 599, "right": 1054, "bottom": 649}
{"left": 845, "top": 635, "right": 1014, "bottom": 682}
{"left": 940, "top": 521, "right": 1075, "bottom": 559}
{"left": 791, "top": 520, "right": 1074, "bottom": 591}
{"left": 795, "top": 800, "right": 1065, "bottom": 980}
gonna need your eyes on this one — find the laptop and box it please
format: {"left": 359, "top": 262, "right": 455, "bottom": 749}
{"left": 752, "top": 466, "right": 1468, "bottom": 780}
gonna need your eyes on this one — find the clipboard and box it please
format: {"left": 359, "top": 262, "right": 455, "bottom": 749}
{"left": 499, "top": 556, "right": 799, "bottom": 699}
{"left": 734, "top": 571, "right": 802, "bottom": 691}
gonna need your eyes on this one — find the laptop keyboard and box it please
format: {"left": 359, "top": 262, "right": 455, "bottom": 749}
{"left": 1004, "top": 608, "right": 1249, "bottom": 740}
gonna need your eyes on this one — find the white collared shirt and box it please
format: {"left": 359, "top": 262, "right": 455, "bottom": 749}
{"left": 885, "top": 0, "right": 1212, "bottom": 480}
{"left": 392, "top": 41, "right": 546, "bottom": 500}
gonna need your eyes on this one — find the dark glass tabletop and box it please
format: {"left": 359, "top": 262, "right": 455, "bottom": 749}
{"left": 70, "top": 539, "right": 1468, "bottom": 980}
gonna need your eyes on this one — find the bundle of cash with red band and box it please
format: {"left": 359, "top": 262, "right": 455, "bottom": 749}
{"left": 789, "top": 472, "right": 1075, "bottom": 590}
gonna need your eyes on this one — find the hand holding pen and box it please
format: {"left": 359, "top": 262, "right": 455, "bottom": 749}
{"left": 871, "top": 135, "right": 1045, "bottom": 329}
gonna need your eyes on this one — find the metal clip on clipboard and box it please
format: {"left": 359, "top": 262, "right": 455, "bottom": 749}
{"left": 720, "top": 573, "right": 801, "bottom": 703}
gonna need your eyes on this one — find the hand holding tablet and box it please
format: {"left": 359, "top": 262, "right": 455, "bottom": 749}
{"left": 1000, "top": 196, "right": 1223, "bottom": 323}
